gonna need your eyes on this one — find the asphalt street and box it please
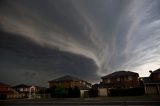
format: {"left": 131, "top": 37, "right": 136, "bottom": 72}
{"left": 1, "top": 101, "right": 160, "bottom": 106}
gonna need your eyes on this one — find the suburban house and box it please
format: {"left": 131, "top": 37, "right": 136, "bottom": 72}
{"left": 98, "top": 71, "right": 140, "bottom": 96}
{"left": 48, "top": 75, "right": 92, "bottom": 97}
{"left": 0, "top": 82, "right": 18, "bottom": 99}
{"left": 13, "top": 84, "right": 30, "bottom": 98}
{"left": 142, "top": 68, "right": 160, "bottom": 95}
{"left": 13, "top": 84, "right": 43, "bottom": 98}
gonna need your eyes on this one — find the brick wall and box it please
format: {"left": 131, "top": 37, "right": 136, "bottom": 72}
{"left": 49, "top": 80, "right": 86, "bottom": 88}
{"left": 150, "top": 73, "right": 160, "bottom": 81}
{"left": 102, "top": 75, "right": 139, "bottom": 88}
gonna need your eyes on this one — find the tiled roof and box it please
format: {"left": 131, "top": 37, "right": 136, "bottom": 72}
{"left": 48, "top": 75, "right": 83, "bottom": 82}
{"left": 101, "top": 71, "right": 139, "bottom": 79}
{"left": 152, "top": 68, "right": 160, "bottom": 73}
{"left": 0, "top": 82, "right": 11, "bottom": 87}
{"left": 13, "top": 84, "right": 31, "bottom": 88}
{"left": 0, "top": 82, "right": 15, "bottom": 95}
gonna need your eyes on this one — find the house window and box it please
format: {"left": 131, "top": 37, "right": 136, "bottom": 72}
{"left": 58, "top": 82, "right": 61, "bottom": 85}
{"left": 83, "top": 82, "right": 86, "bottom": 85}
{"left": 128, "top": 76, "right": 132, "bottom": 81}
{"left": 24, "top": 88, "right": 28, "bottom": 91}
{"left": 8, "top": 88, "right": 10, "bottom": 91}
{"left": 117, "top": 77, "right": 120, "bottom": 81}
{"left": 107, "top": 79, "right": 110, "bottom": 83}
{"left": 20, "top": 88, "right": 23, "bottom": 91}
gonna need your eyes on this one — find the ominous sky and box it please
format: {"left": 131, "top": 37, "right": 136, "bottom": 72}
{"left": 1, "top": 0, "right": 160, "bottom": 87}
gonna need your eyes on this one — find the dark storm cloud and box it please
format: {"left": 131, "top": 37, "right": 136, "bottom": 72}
{"left": 1, "top": 0, "right": 160, "bottom": 86}
{"left": 0, "top": 31, "right": 98, "bottom": 86}
{"left": 22, "top": 72, "right": 37, "bottom": 78}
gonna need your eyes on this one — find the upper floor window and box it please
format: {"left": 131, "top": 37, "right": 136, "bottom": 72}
{"left": 20, "top": 88, "right": 23, "bottom": 91}
{"left": 74, "top": 81, "right": 79, "bottom": 85}
{"left": 107, "top": 79, "right": 110, "bottom": 83}
{"left": 24, "top": 88, "right": 28, "bottom": 91}
{"left": 117, "top": 77, "right": 120, "bottom": 81}
{"left": 83, "top": 82, "right": 86, "bottom": 85}
{"left": 8, "top": 88, "right": 11, "bottom": 91}
{"left": 128, "top": 76, "right": 132, "bottom": 81}
{"left": 58, "top": 82, "right": 61, "bottom": 85}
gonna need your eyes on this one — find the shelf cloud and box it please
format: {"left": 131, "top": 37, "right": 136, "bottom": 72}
{"left": 1, "top": 0, "right": 160, "bottom": 86}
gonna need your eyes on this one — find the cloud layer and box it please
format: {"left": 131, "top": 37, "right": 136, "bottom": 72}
{"left": 0, "top": 0, "right": 160, "bottom": 86}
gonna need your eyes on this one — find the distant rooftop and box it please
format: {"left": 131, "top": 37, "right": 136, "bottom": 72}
{"left": 0, "top": 82, "right": 11, "bottom": 87}
{"left": 13, "top": 84, "right": 43, "bottom": 88}
{"left": 13, "top": 84, "right": 31, "bottom": 88}
{"left": 48, "top": 75, "right": 83, "bottom": 82}
{"left": 102, "top": 71, "right": 139, "bottom": 79}
{"left": 152, "top": 68, "right": 160, "bottom": 73}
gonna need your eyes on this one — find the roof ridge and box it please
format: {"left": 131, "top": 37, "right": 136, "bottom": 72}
{"left": 102, "top": 71, "right": 138, "bottom": 79}
{"left": 0, "top": 82, "right": 11, "bottom": 87}
{"left": 49, "top": 75, "right": 82, "bottom": 82}
{"left": 152, "top": 68, "right": 160, "bottom": 73}
{"left": 13, "top": 84, "right": 31, "bottom": 88}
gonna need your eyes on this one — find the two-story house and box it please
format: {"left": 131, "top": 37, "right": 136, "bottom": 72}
{"left": 48, "top": 75, "right": 92, "bottom": 97}
{"left": 99, "top": 71, "right": 139, "bottom": 96}
{"left": 13, "top": 84, "right": 30, "bottom": 98}
{"left": 142, "top": 68, "right": 160, "bottom": 95}
{"left": 150, "top": 69, "right": 160, "bottom": 81}
{"left": 0, "top": 82, "right": 18, "bottom": 99}
{"left": 101, "top": 71, "right": 139, "bottom": 88}
{"left": 13, "top": 84, "right": 42, "bottom": 98}
{"left": 48, "top": 75, "right": 91, "bottom": 88}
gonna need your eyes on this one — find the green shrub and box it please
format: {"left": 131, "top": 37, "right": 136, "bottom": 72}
{"left": 68, "top": 86, "right": 80, "bottom": 98}
{"left": 49, "top": 86, "right": 80, "bottom": 98}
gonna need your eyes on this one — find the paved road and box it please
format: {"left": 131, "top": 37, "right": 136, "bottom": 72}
{"left": 1, "top": 101, "right": 160, "bottom": 106}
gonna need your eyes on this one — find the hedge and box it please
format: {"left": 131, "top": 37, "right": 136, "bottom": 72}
{"left": 0, "top": 93, "right": 7, "bottom": 100}
{"left": 88, "top": 88, "right": 98, "bottom": 97}
{"left": 108, "top": 87, "right": 145, "bottom": 96}
{"left": 48, "top": 86, "right": 80, "bottom": 98}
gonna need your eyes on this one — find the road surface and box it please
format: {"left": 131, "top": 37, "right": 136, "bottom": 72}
{"left": 1, "top": 100, "right": 160, "bottom": 106}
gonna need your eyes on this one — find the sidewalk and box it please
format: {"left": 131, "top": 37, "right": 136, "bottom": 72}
{"left": 0, "top": 95, "right": 160, "bottom": 104}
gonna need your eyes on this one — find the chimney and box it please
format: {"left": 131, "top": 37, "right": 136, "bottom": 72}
{"left": 149, "top": 70, "right": 152, "bottom": 74}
